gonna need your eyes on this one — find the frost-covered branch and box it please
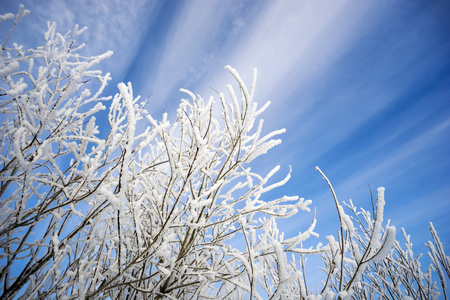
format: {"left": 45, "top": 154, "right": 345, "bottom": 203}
{"left": 0, "top": 5, "right": 448, "bottom": 300}
{"left": 315, "top": 170, "right": 448, "bottom": 299}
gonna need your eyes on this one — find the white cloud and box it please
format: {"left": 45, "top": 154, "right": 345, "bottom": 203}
{"left": 140, "top": 1, "right": 243, "bottom": 109}
{"left": 7, "top": 0, "right": 448, "bottom": 248}
{"left": 220, "top": 2, "right": 378, "bottom": 99}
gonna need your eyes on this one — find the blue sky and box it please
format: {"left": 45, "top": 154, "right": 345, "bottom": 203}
{"left": 2, "top": 0, "right": 449, "bottom": 256}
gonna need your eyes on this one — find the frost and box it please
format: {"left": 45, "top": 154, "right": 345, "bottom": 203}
{"left": 0, "top": 60, "right": 19, "bottom": 77}
{"left": 6, "top": 78, "right": 28, "bottom": 97}
{"left": 369, "top": 187, "right": 386, "bottom": 250}
{"left": 372, "top": 225, "right": 396, "bottom": 263}
{"left": 0, "top": 13, "right": 15, "bottom": 22}
{"left": 14, "top": 4, "right": 30, "bottom": 25}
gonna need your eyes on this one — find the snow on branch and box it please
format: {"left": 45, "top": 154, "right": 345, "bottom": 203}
{"left": 0, "top": 5, "right": 448, "bottom": 300}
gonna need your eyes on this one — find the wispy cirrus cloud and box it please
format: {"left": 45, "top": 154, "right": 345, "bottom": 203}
{"left": 130, "top": 0, "right": 251, "bottom": 111}
{"left": 3, "top": 0, "right": 449, "bottom": 250}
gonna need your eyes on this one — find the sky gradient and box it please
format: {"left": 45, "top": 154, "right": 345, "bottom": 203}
{"left": 1, "top": 0, "right": 449, "bottom": 258}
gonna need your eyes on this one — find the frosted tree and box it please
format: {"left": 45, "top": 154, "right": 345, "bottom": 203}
{"left": 0, "top": 5, "right": 448, "bottom": 300}
{"left": 315, "top": 170, "right": 449, "bottom": 300}
{"left": 0, "top": 6, "right": 319, "bottom": 299}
